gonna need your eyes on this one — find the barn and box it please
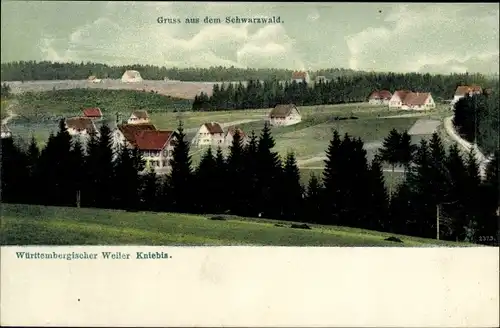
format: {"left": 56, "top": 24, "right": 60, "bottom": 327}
{"left": 121, "top": 70, "right": 143, "bottom": 83}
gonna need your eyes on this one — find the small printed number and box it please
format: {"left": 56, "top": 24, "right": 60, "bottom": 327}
{"left": 478, "top": 236, "right": 495, "bottom": 242}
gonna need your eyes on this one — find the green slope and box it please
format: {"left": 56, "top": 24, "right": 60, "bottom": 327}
{"left": 1, "top": 204, "right": 471, "bottom": 247}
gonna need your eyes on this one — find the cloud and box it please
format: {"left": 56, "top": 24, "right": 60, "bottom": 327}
{"left": 37, "top": 2, "right": 304, "bottom": 69}
{"left": 345, "top": 4, "right": 500, "bottom": 74}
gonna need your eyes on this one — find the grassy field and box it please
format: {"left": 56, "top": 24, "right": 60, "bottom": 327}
{"left": 298, "top": 168, "right": 406, "bottom": 187}
{"left": 0, "top": 204, "right": 470, "bottom": 247}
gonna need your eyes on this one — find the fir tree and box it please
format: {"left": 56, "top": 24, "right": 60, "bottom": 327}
{"left": 213, "top": 146, "right": 227, "bottom": 213}
{"left": 141, "top": 168, "right": 159, "bottom": 211}
{"left": 280, "top": 152, "right": 304, "bottom": 221}
{"left": 305, "top": 173, "right": 323, "bottom": 223}
{"left": 366, "top": 157, "right": 389, "bottom": 231}
{"left": 321, "top": 130, "right": 343, "bottom": 225}
{"left": 241, "top": 130, "right": 259, "bottom": 216}
{"left": 194, "top": 146, "right": 217, "bottom": 213}
{"left": 226, "top": 130, "right": 246, "bottom": 215}
{"left": 114, "top": 146, "right": 141, "bottom": 210}
{"left": 399, "top": 130, "right": 416, "bottom": 177}
{"left": 168, "top": 121, "right": 193, "bottom": 213}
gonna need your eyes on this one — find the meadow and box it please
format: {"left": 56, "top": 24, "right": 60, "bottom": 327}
{"left": 0, "top": 204, "right": 470, "bottom": 247}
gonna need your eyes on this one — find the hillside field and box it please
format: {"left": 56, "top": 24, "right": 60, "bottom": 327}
{"left": 0, "top": 204, "right": 470, "bottom": 247}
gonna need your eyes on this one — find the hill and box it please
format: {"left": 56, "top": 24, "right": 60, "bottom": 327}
{"left": 0, "top": 204, "right": 470, "bottom": 247}
{"left": 13, "top": 88, "right": 192, "bottom": 120}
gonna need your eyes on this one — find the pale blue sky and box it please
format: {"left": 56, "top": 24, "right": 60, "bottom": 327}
{"left": 1, "top": 2, "right": 499, "bottom": 74}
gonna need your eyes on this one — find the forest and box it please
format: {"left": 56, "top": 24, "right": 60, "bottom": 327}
{"left": 0, "top": 61, "right": 360, "bottom": 82}
{"left": 1, "top": 120, "right": 498, "bottom": 245}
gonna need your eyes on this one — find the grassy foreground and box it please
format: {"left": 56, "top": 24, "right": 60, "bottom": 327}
{"left": 1, "top": 204, "right": 471, "bottom": 247}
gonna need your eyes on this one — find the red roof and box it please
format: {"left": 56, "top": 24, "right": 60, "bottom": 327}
{"left": 292, "top": 71, "right": 308, "bottom": 79}
{"left": 393, "top": 90, "right": 411, "bottom": 100}
{"left": 133, "top": 130, "right": 175, "bottom": 150}
{"left": 203, "top": 122, "right": 224, "bottom": 134}
{"left": 368, "top": 90, "right": 392, "bottom": 100}
{"left": 455, "top": 85, "right": 482, "bottom": 96}
{"left": 83, "top": 107, "right": 102, "bottom": 118}
{"left": 118, "top": 123, "right": 157, "bottom": 144}
{"left": 402, "top": 92, "right": 431, "bottom": 106}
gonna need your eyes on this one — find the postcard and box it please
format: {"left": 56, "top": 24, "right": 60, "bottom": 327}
{"left": 1, "top": 1, "right": 499, "bottom": 327}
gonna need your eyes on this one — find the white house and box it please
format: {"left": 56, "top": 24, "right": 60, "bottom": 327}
{"left": 451, "top": 85, "right": 482, "bottom": 105}
{"left": 400, "top": 92, "right": 436, "bottom": 111}
{"left": 87, "top": 75, "right": 101, "bottom": 83}
{"left": 121, "top": 70, "right": 143, "bottom": 83}
{"left": 65, "top": 117, "right": 97, "bottom": 137}
{"left": 269, "top": 104, "right": 302, "bottom": 126}
{"left": 315, "top": 75, "right": 329, "bottom": 83}
{"left": 112, "top": 123, "right": 157, "bottom": 151}
{"left": 291, "top": 71, "right": 311, "bottom": 84}
{"left": 192, "top": 122, "right": 225, "bottom": 147}
{"left": 127, "top": 110, "right": 150, "bottom": 124}
{"left": 224, "top": 127, "right": 248, "bottom": 147}
{"left": 368, "top": 90, "right": 393, "bottom": 105}
{"left": 388, "top": 90, "right": 411, "bottom": 109}
{"left": 1, "top": 124, "right": 12, "bottom": 139}
{"left": 133, "top": 130, "right": 177, "bottom": 175}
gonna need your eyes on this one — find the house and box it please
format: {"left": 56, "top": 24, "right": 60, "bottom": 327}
{"left": 269, "top": 104, "right": 302, "bottom": 126}
{"left": 192, "top": 122, "right": 225, "bottom": 147}
{"left": 388, "top": 90, "right": 411, "bottom": 109}
{"left": 451, "top": 85, "right": 482, "bottom": 105}
{"left": 224, "top": 127, "right": 248, "bottom": 146}
{"left": 400, "top": 92, "right": 436, "bottom": 110}
{"left": 291, "top": 71, "right": 311, "bottom": 84}
{"left": 368, "top": 90, "right": 393, "bottom": 105}
{"left": 127, "top": 110, "right": 150, "bottom": 124}
{"left": 112, "top": 123, "right": 157, "bottom": 150}
{"left": 121, "top": 70, "right": 143, "bottom": 83}
{"left": 87, "top": 75, "right": 101, "bottom": 83}
{"left": 133, "top": 130, "right": 177, "bottom": 174}
{"left": 315, "top": 76, "right": 328, "bottom": 83}
{"left": 1, "top": 124, "right": 12, "bottom": 139}
{"left": 65, "top": 117, "right": 97, "bottom": 137}
{"left": 82, "top": 107, "right": 103, "bottom": 120}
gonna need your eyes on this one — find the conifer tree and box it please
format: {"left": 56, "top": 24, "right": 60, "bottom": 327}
{"left": 322, "top": 130, "right": 343, "bottom": 225}
{"left": 241, "top": 130, "right": 259, "bottom": 216}
{"left": 26, "top": 136, "right": 40, "bottom": 204}
{"left": 141, "top": 168, "right": 159, "bottom": 211}
{"left": 226, "top": 131, "right": 246, "bottom": 215}
{"left": 194, "top": 146, "right": 217, "bottom": 213}
{"left": 213, "top": 146, "right": 227, "bottom": 213}
{"left": 366, "top": 157, "right": 389, "bottom": 231}
{"left": 379, "top": 128, "right": 402, "bottom": 197}
{"left": 70, "top": 138, "right": 86, "bottom": 207}
{"left": 114, "top": 146, "right": 141, "bottom": 210}
{"left": 389, "top": 181, "right": 413, "bottom": 235}
{"left": 305, "top": 173, "right": 323, "bottom": 223}
{"left": 168, "top": 121, "right": 193, "bottom": 213}
{"left": 399, "top": 130, "right": 416, "bottom": 177}
{"left": 280, "top": 152, "right": 304, "bottom": 221}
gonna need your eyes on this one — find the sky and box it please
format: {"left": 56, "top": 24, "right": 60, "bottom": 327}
{"left": 1, "top": 1, "right": 499, "bottom": 74}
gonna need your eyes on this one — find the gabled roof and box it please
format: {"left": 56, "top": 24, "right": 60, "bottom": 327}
{"left": 118, "top": 123, "right": 157, "bottom": 144}
{"left": 269, "top": 104, "right": 299, "bottom": 118}
{"left": 402, "top": 92, "right": 431, "bottom": 106}
{"left": 369, "top": 90, "right": 392, "bottom": 100}
{"left": 133, "top": 130, "right": 175, "bottom": 150}
{"left": 203, "top": 122, "right": 224, "bottom": 134}
{"left": 292, "top": 71, "right": 308, "bottom": 79}
{"left": 83, "top": 107, "right": 103, "bottom": 118}
{"left": 122, "top": 70, "right": 141, "bottom": 78}
{"left": 393, "top": 90, "right": 411, "bottom": 100}
{"left": 65, "top": 117, "right": 96, "bottom": 133}
{"left": 130, "top": 110, "right": 149, "bottom": 119}
{"left": 455, "top": 85, "right": 482, "bottom": 96}
{"left": 226, "top": 127, "right": 246, "bottom": 138}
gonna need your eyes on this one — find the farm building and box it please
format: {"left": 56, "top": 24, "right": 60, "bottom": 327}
{"left": 451, "top": 85, "right": 482, "bottom": 105}
{"left": 291, "top": 71, "right": 311, "bottom": 84}
{"left": 401, "top": 92, "right": 435, "bottom": 110}
{"left": 127, "top": 110, "right": 150, "bottom": 124}
{"left": 82, "top": 107, "right": 103, "bottom": 120}
{"left": 315, "top": 76, "right": 328, "bottom": 83}
{"left": 121, "top": 70, "right": 143, "bottom": 83}
{"left": 87, "top": 75, "right": 101, "bottom": 83}
{"left": 388, "top": 90, "right": 411, "bottom": 109}
{"left": 192, "top": 122, "right": 225, "bottom": 147}
{"left": 224, "top": 127, "right": 248, "bottom": 146}
{"left": 65, "top": 117, "right": 97, "bottom": 138}
{"left": 367, "top": 90, "right": 393, "bottom": 105}
{"left": 1, "top": 124, "right": 12, "bottom": 139}
{"left": 269, "top": 104, "right": 302, "bottom": 126}
{"left": 112, "top": 123, "right": 157, "bottom": 150}
{"left": 133, "top": 130, "right": 178, "bottom": 174}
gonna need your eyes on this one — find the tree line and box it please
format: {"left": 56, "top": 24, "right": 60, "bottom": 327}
{"left": 1, "top": 120, "right": 498, "bottom": 245}
{"left": 1, "top": 61, "right": 360, "bottom": 82}
{"left": 453, "top": 91, "right": 500, "bottom": 155}
{"left": 192, "top": 75, "right": 499, "bottom": 111}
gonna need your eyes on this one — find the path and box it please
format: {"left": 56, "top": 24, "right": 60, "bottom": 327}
{"left": 1, "top": 100, "right": 19, "bottom": 125}
{"left": 184, "top": 118, "right": 265, "bottom": 134}
{"left": 443, "top": 116, "right": 489, "bottom": 178}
